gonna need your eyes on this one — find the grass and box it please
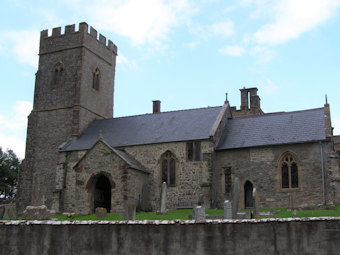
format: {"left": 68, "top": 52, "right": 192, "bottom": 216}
{"left": 3, "top": 205, "right": 339, "bottom": 221}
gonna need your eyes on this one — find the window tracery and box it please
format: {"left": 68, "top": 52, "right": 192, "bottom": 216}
{"left": 161, "top": 151, "right": 176, "bottom": 186}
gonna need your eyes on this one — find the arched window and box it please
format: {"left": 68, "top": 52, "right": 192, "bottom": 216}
{"left": 52, "top": 62, "right": 64, "bottom": 86}
{"left": 161, "top": 151, "right": 176, "bottom": 186}
{"left": 279, "top": 152, "right": 299, "bottom": 189}
{"left": 92, "top": 68, "right": 100, "bottom": 90}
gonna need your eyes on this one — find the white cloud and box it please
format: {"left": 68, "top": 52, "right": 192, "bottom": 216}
{"left": 257, "top": 79, "right": 279, "bottom": 95}
{"left": 253, "top": 0, "right": 340, "bottom": 44}
{"left": 333, "top": 118, "right": 340, "bottom": 135}
{"left": 185, "top": 41, "right": 200, "bottom": 48}
{"left": 210, "top": 21, "right": 234, "bottom": 37}
{"left": 250, "top": 45, "right": 275, "bottom": 63}
{"left": 218, "top": 45, "right": 245, "bottom": 56}
{"left": 117, "top": 52, "right": 138, "bottom": 70}
{"left": 79, "top": 0, "right": 196, "bottom": 46}
{"left": 0, "top": 101, "right": 32, "bottom": 159}
{"left": 1, "top": 29, "right": 39, "bottom": 68}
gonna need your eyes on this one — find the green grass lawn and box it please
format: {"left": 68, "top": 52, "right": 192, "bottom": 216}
{"left": 46, "top": 204, "right": 340, "bottom": 221}
{"left": 4, "top": 204, "right": 339, "bottom": 221}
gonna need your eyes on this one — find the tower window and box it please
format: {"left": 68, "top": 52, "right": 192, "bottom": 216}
{"left": 92, "top": 68, "right": 100, "bottom": 90}
{"left": 52, "top": 62, "right": 64, "bottom": 86}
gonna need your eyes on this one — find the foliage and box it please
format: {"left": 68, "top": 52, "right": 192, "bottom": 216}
{"left": 0, "top": 147, "right": 20, "bottom": 199}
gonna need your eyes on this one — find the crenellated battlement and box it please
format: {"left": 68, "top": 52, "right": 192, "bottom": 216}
{"left": 40, "top": 22, "right": 117, "bottom": 56}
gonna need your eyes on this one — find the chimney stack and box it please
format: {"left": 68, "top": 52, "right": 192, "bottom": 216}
{"left": 153, "top": 100, "right": 161, "bottom": 114}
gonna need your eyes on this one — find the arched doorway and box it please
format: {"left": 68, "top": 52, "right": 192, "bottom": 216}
{"left": 93, "top": 175, "right": 111, "bottom": 213}
{"left": 244, "top": 181, "right": 254, "bottom": 208}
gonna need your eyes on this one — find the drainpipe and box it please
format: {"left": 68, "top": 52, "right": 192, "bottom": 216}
{"left": 319, "top": 141, "right": 326, "bottom": 205}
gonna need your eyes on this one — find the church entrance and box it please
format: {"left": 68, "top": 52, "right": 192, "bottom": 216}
{"left": 244, "top": 181, "right": 254, "bottom": 208}
{"left": 93, "top": 175, "right": 111, "bottom": 213}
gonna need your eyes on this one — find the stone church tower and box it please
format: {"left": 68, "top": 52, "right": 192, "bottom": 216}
{"left": 16, "top": 23, "right": 117, "bottom": 213}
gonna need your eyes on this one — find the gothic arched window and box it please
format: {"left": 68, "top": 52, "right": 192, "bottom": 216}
{"left": 92, "top": 68, "right": 100, "bottom": 90}
{"left": 52, "top": 62, "right": 64, "bottom": 86}
{"left": 161, "top": 151, "right": 176, "bottom": 186}
{"left": 279, "top": 152, "right": 300, "bottom": 189}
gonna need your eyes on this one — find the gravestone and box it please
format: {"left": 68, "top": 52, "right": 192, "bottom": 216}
{"left": 22, "top": 205, "right": 51, "bottom": 220}
{"left": 269, "top": 208, "right": 275, "bottom": 218}
{"left": 231, "top": 177, "right": 241, "bottom": 219}
{"left": 7, "top": 204, "right": 17, "bottom": 220}
{"left": 292, "top": 209, "right": 297, "bottom": 218}
{"left": 194, "top": 206, "right": 206, "bottom": 222}
{"left": 224, "top": 200, "right": 232, "bottom": 219}
{"left": 160, "top": 182, "right": 167, "bottom": 215}
{"left": 253, "top": 188, "right": 260, "bottom": 220}
{"left": 124, "top": 202, "right": 136, "bottom": 221}
{"left": 0, "top": 206, "right": 5, "bottom": 219}
{"left": 95, "top": 207, "right": 107, "bottom": 218}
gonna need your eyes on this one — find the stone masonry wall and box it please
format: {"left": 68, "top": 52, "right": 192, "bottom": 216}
{"left": 60, "top": 142, "right": 148, "bottom": 215}
{"left": 1, "top": 219, "right": 339, "bottom": 255}
{"left": 214, "top": 142, "right": 330, "bottom": 209}
{"left": 123, "top": 140, "right": 215, "bottom": 210}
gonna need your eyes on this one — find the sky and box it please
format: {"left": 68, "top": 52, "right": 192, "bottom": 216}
{"left": 0, "top": 0, "right": 340, "bottom": 159}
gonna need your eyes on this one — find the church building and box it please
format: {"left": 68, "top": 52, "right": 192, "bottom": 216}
{"left": 16, "top": 23, "right": 340, "bottom": 215}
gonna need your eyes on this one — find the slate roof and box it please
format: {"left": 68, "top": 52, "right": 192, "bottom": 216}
{"left": 61, "top": 106, "right": 222, "bottom": 151}
{"left": 216, "top": 108, "right": 326, "bottom": 150}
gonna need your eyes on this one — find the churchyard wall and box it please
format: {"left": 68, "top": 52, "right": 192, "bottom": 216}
{"left": 214, "top": 142, "right": 334, "bottom": 209}
{"left": 0, "top": 218, "right": 339, "bottom": 254}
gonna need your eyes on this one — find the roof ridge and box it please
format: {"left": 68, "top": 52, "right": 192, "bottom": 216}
{"left": 232, "top": 107, "right": 324, "bottom": 120}
{"left": 99, "top": 105, "right": 223, "bottom": 121}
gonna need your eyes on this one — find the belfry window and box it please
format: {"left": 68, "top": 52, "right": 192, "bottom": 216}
{"left": 279, "top": 152, "right": 299, "bottom": 189}
{"left": 52, "top": 62, "right": 64, "bottom": 86}
{"left": 161, "top": 151, "right": 176, "bottom": 186}
{"left": 92, "top": 68, "right": 100, "bottom": 90}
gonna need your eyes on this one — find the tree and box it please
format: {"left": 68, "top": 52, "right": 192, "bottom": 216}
{"left": 0, "top": 147, "right": 20, "bottom": 199}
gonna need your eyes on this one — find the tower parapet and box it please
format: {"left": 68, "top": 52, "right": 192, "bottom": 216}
{"left": 40, "top": 22, "right": 117, "bottom": 63}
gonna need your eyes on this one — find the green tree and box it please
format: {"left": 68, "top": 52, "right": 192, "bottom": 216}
{"left": 0, "top": 147, "right": 20, "bottom": 199}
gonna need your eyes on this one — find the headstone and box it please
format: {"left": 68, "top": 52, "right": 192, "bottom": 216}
{"left": 160, "top": 182, "right": 167, "bottom": 215}
{"left": 22, "top": 205, "right": 51, "bottom": 220}
{"left": 292, "top": 209, "right": 297, "bottom": 218}
{"left": 253, "top": 188, "right": 260, "bottom": 220}
{"left": 95, "top": 207, "right": 107, "bottom": 218}
{"left": 231, "top": 177, "right": 241, "bottom": 219}
{"left": 269, "top": 208, "right": 275, "bottom": 218}
{"left": 0, "top": 206, "right": 5, "bottom": 219}
{"left": 42, "top": 195, "right": 47, "bottom": 205}
{"left": 124, "top": 203, "right": 136, "bottom": 221}
{"left": 237, "top": 211, "right": 251, "bottom": 219}
{"left": 194, "top": 206, "right": 206, "bottom": 222}
{"left": 223, "top": 200, "right": 232, "bottom": 219}
{"left": 7, "top": 204, "right": 17, "bottom": 220}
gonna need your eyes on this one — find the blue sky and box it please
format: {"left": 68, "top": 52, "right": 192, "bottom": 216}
{"left": 1, "top": 0, "right": 340, "bottom": 158}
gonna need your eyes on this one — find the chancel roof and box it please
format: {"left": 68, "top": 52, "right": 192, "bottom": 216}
{"left": 61, "top": 106, "right": 222, "bottom": 151}
{"left": 216, "top": 107, "right": 326, "bottom": 150}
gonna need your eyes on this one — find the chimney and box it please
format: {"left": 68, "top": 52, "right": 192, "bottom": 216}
{"left": 153, "top": 100, "right": 161, "bottom": 114}
{"left": 240, "top": 87, "right": 249, "bottom": 110}
{"left": 249, "top": 88, "right": 260, "bottom": 109}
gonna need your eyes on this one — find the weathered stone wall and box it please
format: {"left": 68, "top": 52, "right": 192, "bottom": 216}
{"left": 17, "top": 23, "right": 117, "bottom": 214}
{"left": 124, "top": 141, "right": 215, "bottom": 210}
{"left": 1, "top": 219, "right": 339, "bottom": 255}
{"left": 60, "top": 142, "right": 148, "bottom": 215}
{"left": 214, "top": 142, "right": 332, "bottom": 208}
